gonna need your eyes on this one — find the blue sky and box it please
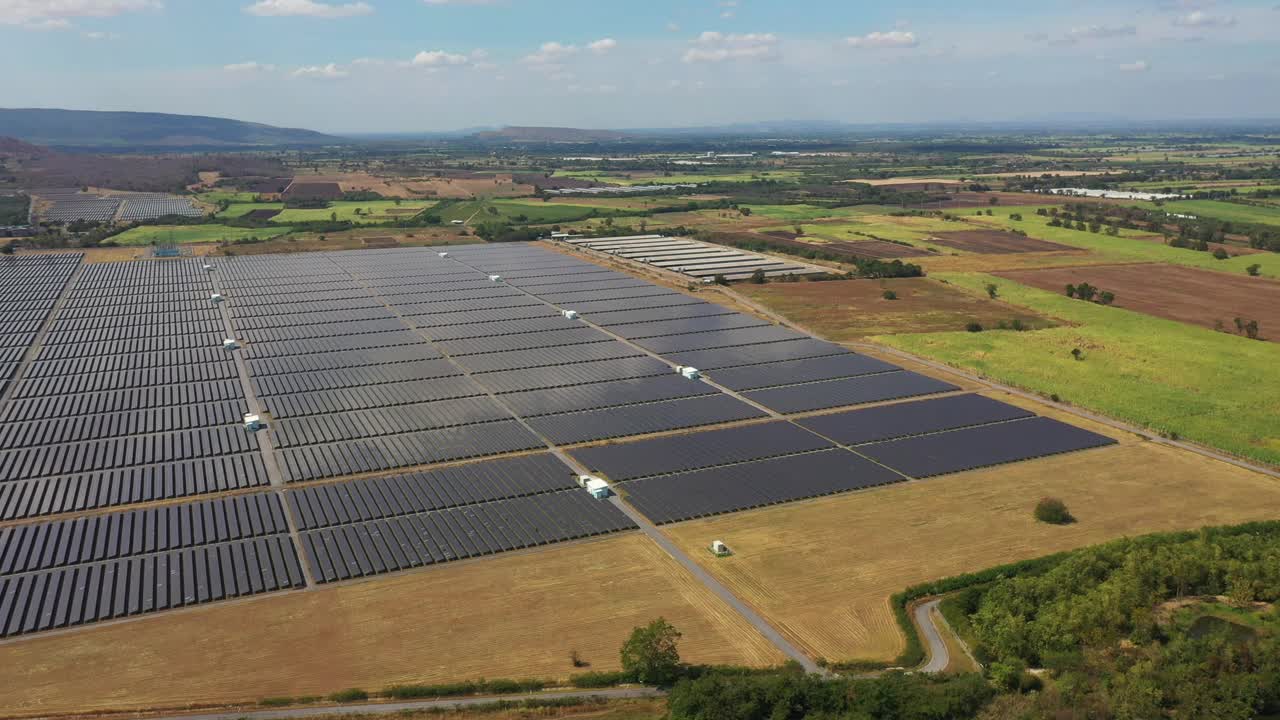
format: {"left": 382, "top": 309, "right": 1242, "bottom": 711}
{"left": 4, "top": 0, "right": 1279, "bottom": 133}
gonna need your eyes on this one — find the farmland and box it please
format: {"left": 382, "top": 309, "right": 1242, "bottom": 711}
{"left": 663, "top": 405, "right": 1280, "bottom": 663}
{"left": 996, "top": 263, "right": 1280, "bottom": 340}
{"left": 435, "top": 198, "right": 637, "bottom": 224}
{"left": 553, "top": 170, "right": 803, "bottom": 185}
{"left": 111, "top": 223, "right": 294, "bottom": 245}
{"left": 1141, "top": 199, "right": 1280, "bottom": 227}
{"left": 272, "top": 200, "right": 435, "bottom": 224}
{"left": 0, "top": 533, "right": 782, "bottom": 716}
{"left": 881, "top": 272, "right": 1280, "bottom": 464}
{"left": 736, "top": 278, "right": 1056, "bottom": 339}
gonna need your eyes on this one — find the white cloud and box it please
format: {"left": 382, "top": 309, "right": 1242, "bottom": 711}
{"left": 666, "top": 22, "right": 680, "bottom": 32}
{"left": 292, "top": 62, "right": 349, "bottom": 78}
{"left": 82, "top": 30, "right": 119, "bottom": 39}
{"left": 587, "top": 37, "right": 617, "bottom": 53}
{"left": 846, "top": 30, "right": 918, "bottom": 48}
{"left": 721, "top": 11, "right": 735, "bottom": 19}
{"left": 1118, "top": 59, "right": 1151, "bottom": 72}
{"left": 682, "top": 31, "right": 779, "bottom": 63}
{"left": 0, "top": 0, "right": 159, "bottom": 27}
{"left": 244, "top": 0, "right": 373, "bottom": 18}
{"left": 225, "top": 61, "right": 274, "bottom": 72}
{"left": 1061, "top": 24, "right": 1137, "bottom": 43}
{"left": 412, "top": 49, "right": 468, "bottom": 66}
{"left": 1172, "top": 10, "right": 1236, "bottom": 27}
{"left": 523, "top": 41, "right": 578, "bottom": 64}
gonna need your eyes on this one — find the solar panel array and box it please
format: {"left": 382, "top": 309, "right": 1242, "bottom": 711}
{"left": 560, "top": 235, "right": 826, "bottom": 281}
{"left": 117, "top": 195, "right": 203, "bottom": 221}
{"left": 40, "top": 197, "right": 122, "bottom": 224}
{"left": 0, "top": 242, "right": 1117, "bottom": 639}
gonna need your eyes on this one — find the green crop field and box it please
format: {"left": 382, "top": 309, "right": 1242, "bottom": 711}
{"left": 1144, "top": 199, "right": 1280, "bottom": 228}
{"left": 741, "top": 204, "right": 876, "bottom": 222}
{"left": 217, "top": 202, "right": 284, "bottom": 218}
{"left": 880, "top": 272, "right": 1280, "bottom": 465}
{"left": 271, "top": 201, "right": 434, "bottom": 224}
{"left": 111, "top": 224, "right": 294, "bottom": 245}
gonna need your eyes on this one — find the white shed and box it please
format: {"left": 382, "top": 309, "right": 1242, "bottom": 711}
{"left": 678, "top": 366, "right": 701, "bottom": 380}
{"left": 562, "top": 310, "right": 580, "bottom": 320}
{"left": 209, "top": 293, "right": 224, "bottom": 304}
{"left": 584, "top": 478, "right": 612, "bottom": 499}
{"left": 243, "top": 414, "right": 262, "bottom": 431}
{"left": 710, "top": 540, "right": 730, "bottom": 556}
{"left": 488, "top": 274, "right": 502, "bottom": 282}
{"left": 437, "top": 251, "right": 449, "bottom": 258}
{"left": 222, "top": 338, "right": 239, "bottom": 351}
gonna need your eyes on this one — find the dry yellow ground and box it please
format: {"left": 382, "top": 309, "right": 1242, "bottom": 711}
{"left": 662, "top": 397, "right": 1280, "bottom": 664}
{"left": 0, "top": 533, "right": 781, "bottom": 717}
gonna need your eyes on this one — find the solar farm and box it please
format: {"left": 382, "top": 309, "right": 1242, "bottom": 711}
{"left": 561, "top": 234, "right": 828, "bottom": 281}
{"left": 32, "top": 190, "right": 202, "bottom": 224}
{"left": 0, "top": 244, "right": 1118, "bottom": 644}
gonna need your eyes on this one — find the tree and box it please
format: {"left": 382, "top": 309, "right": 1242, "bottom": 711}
{"left": 330, "top": 212, "right": 338, "bottom": 222}
{"left": 713, "top": 274, "right": 727, "bottom": 286}
{"left": 749, "top": 268, "right": 766, "bottom": 284}
{"left": 1065, "top": 284, "right": 1076, "bottom": 298}
{"left": 1246, "top": 264, "right": 1261, "bottom": 277}
{"left": 882, "top": 289, "right": 898, "bottom": 300}
{"left": 740, "top": 207, "right": 752, "bottom": 217}
{"left": 985, "top": 283, "right": 999, "bottom": 299}
{"left": 0, "top": 242, "right": 13, "bottom": 255}
{"left": 989, "top": 196, "right": 1000, "bottom": 206}
{"left": 1098, "top": 291, "right": 1116, "bottom": 305}
{"left": 620, "top": 618, "right": 682, "bottom": 685}
{"left": 1034, "top": 497, "right": 1075, "bottom": 524}
{"left": 966, "top": 322, "right": 984, "bottom": 333}
{"left": 1071, "top": 347, "right": 1083, "bottom": 361}
{"left": 1213, "top": 247, "right": 1229, "bottom": 260}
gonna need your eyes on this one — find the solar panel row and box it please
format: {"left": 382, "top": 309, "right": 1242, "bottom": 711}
{"left": 288, "top": 453, "right": 575, "bottom": 530}
{"left": 0, "top": 535, "right": 303, "bottom": 639}
{"left": 302, "top": 489, "right": 636, "bottom": 584}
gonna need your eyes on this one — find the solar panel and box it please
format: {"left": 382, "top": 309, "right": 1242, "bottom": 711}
{"left": 665, "top": 338, "right": 849, "bottom": 371}
{"left": 571, "top": 421, "right": 834, "bottom": 481}
{"left": 623, "top": 449, "right": 905, "bottom": 524}
{"left": 798, "top": 394, "right": 1037, "bottom": 446}
{"left": 708, "top": 353, "right": 901, "bottom": 391}
{"left": 743, "top": 371, "right": 959, "bottom": 414}
{"left": 857, "top": 416, "right": 1118, "bottom": 478}
{"left": 500, "top": 374, "right": 718, "bottom": 418}
{"left": 526, "top": 394, "right": 768, "bottom": 445}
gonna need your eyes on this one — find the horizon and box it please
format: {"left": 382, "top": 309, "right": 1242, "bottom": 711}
{"left": 4, "top": 0, "right": 1280, "bottom": 134}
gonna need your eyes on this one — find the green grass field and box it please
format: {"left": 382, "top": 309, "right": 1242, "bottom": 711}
{"left": 197, "top": 191, "right": 261, "bottom": 204}
{"left": 553, "top": 170, "right": 802, "bottom": 186}
{"left": 1140, "top": 199, "right": 1280, "bottom": 228}
{"left": 741, "top": 204, "right": 878, "bottom": 222}
{"left": 217, "top": 202, "right": 284, "bottom": 218}
{"left": 271, "top": 201, "right": 434, "bottom": 224}
{"left": 970, "top": 207, "right": 1279, "bottom": 278}
{"left": 880, "top": 272, "right": 1280, "bottom": 465}
{"left": 436, "top": 199, "right": 636, "bottom": 224}
{"left": 111, "top": 225, "right": 294, "bottom": 245}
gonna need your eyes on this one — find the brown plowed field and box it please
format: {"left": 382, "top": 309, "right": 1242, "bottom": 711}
{"left": 243, "top": 208, "right": 281, "bottom": 220}
{"left": 996, "top": 263, "right": 1280, "bottom": 340}
{"left": 758, "top": 232, "right": 931, "bottom": 259}
{"left": 929, "top": 230, "right": 1075, "bottom": 254}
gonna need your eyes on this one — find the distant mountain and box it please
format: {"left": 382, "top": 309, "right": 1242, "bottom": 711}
{"left": 472, "top": 126, "right": 634, "bottom": 143}
{"left": 0, "top": 108, "right": 341, "bottom": 150}
{"left": 0, "top": 136, "right": 47, "bottom": 155}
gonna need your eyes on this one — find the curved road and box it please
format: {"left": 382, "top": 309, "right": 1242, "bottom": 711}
{"left": 914, "top": 599, "right": 950, "bottom": 673}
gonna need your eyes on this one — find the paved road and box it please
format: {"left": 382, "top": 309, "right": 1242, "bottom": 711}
{"left": 914, "top": 600, "right": 949, "bottom": 674}
{"left": 133, "top": 688, "right": 665, "bottom": 720}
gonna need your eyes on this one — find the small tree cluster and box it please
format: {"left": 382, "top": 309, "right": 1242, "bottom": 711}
{"left": 1065, "top": 282, "right": 1115, "bottom": 305}
{"left": 1034, "top": 497, "right": 1075, "bottom": 525}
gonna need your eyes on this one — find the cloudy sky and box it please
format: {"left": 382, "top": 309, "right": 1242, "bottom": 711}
{"left": 3, "top": 0, "right": 1279, "bottom": 133}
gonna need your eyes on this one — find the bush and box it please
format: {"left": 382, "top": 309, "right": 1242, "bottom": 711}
{"left": 570, "top": 670, "right": 635, "bottom": 688}
{"left": 1213, "top": 247, "right": 1230, "bottom": 260}
{"left": 327, "top": 688, "right": 368, "bottom": 703}
{"left": 1247, "top": 263, "right": 1261, "bottom": 277}
{"left": 621, "top": 618, "right": 682, "bottom": 685}
{"left": 882, "top": 289, "right": 898, "bottom": 300}
{"left": 1034, "top": 497, "right": 1075, "bottom": 525}
{"left": 966, "top": 322, "right": 984, "bottom": 333}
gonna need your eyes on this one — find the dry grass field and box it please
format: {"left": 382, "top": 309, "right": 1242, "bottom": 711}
{"left": 736, "top": 278, "right": 1057, "bottom": 339}
{"left": 661, "top": 397, "right": 1280, "bottom": 664}
{"left": 0, "top": 534, "right": 781, "bottom": 717}
{"left": 289, "top": 172, "right": 533, "bottom": 200}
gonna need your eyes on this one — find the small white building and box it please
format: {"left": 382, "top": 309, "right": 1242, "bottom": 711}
{"left": 678, "top": 366, "right": 701, "bottom": 380}
{"left": 222, "top": 339, "right": 239, "bottom": 351}
{"left": 562, "top": 309, "right": 580, "bottom": 320}
{"left": 710, "top": 540, "right": 730, "bottom": 557}
{"left": 202, "top": 263, "right": 215, "bottom": 272}
{"left": 437, "top": 251, "right": 449, "bottom": 258}
{"left": 451, "top": 219, "right": 465, "bottom": 225}
{"left": 209, "top": 293, "right": 224, "bottom": 304}
{"left": 577, "top": 475, "right": 612, "bottom": 499}
{"left": 243, "top": 414, "right": 262, "bottom": 431}
{"left": 488, "top": 274, "right": 502, "bottom": 282}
